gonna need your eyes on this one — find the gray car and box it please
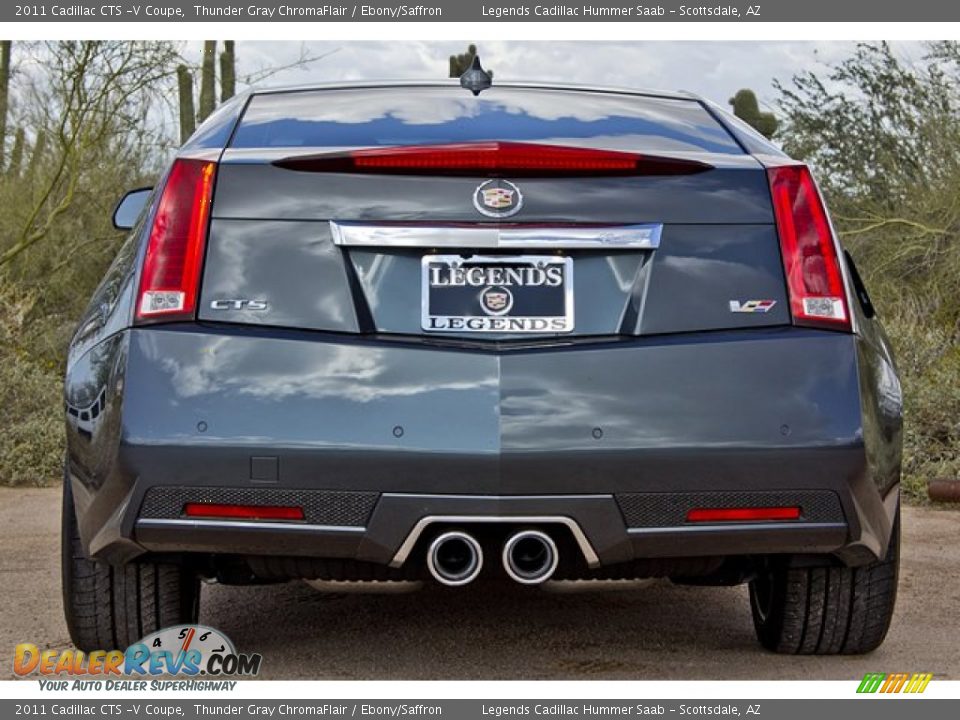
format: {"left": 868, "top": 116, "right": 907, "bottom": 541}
{"left": 62, "top": 79, "right": 902, "bottom": 657}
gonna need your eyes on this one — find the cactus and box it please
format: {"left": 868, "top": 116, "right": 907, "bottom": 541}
{"left": 197, "top": 40, "right": 216, "bottom": 123}
{"left": 729, "top": 89, "right": 778, "bottom": 139}
{"left": 449, "top": 44, "right": 491, "bottom": 78}
{"left": 7, "top": 127, "right": 23, "bottom": 177}
{"left": 176, "top": 64, "right": 196, "bottom": 144}
{"left": 26, "top": 130, "right": 45, "bottom": 179}
{"left": 0, "top": 41, "right": 10, "bottom": 169}
{"left": 220, "top": 40, "right": 236, "bottom": 102}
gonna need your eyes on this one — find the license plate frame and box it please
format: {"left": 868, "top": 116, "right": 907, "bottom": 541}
{"left": 421, "top": 254, "right": 574, "bottom": 334}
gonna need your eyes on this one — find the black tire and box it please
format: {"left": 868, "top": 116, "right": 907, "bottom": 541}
{"left": 749, "top": 506, "right": 900, "bottom": 655}
{"left": 61, "top": 477, "right": 200, "bottom": 652}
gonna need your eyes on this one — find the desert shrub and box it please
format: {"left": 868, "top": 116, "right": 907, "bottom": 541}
{"left": 0, "top": 287, "right": 63, "bottom": 486}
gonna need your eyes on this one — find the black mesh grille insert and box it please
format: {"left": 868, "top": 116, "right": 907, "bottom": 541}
{"left": 616, "top": 490, "right": 844, "bottom": 528}
{"left": 139, "top": 486, "right": 379, "bottom": 527}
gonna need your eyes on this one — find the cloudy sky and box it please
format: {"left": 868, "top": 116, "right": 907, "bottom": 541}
{"left": 196, "top": 40, "right": 927, "bottom": 111}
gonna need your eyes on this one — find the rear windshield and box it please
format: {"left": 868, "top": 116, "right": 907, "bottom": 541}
{"left": 230, "top": 86, "right": 743, "bottom": 155}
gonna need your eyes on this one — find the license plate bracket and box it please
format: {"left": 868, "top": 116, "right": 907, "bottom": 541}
{"left": 421, "top": 254, "right": 574, "bottom": 333}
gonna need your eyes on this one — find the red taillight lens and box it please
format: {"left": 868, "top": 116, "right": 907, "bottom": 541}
{"left": 686, "top": 506, "right": 801, "bottom": 523}
{"left": 768, "top": 165, "right": 850, "bottom": 330}
{"left": 136, "top": 159, "right": 216, "bottom": 321}
{"left": 183, "top": 503, "right": 304, "bottom": 521}
{"left": 274, "top": 142, "right": 710, "bottom": 177}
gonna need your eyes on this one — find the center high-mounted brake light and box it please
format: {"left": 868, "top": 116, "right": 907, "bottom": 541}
{"left": 136, "top": 159, "right": 216, "bottom": 322}
{"left": 273, "top": 141, "right": 711, "bottom": 177}
{"left": 768, "top": 165, "right": 851, "bottom": 331}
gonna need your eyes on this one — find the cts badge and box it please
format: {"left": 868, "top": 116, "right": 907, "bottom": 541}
{"left": 473, "top": 179, "right": 523, "bottom": 218}
{"left": 210, "top": 299, "right": 268, "bottom": 311}
{"left": 729, "top": 299, "right": 777, "bottom": 313}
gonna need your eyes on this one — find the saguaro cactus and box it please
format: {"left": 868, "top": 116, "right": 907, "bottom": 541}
{"left": 177, "top": 64, "right": 196, "bottom": 144}
{"left": 449, "top": 44, "right": 492, "bottom": 78}
{"left": 729, "top": 89, "right": 778, "bottom": 139}
{"left": 197, "top": 40, "right": 217, "bottom": 123}
{"left": 220, "top": 41, "right": 236, "bottom": 102}
{"left": 0, "top": 41, "right": 11, "bottom": 169}
{"left": 26, "top": 130, "right": 45, "bottom": 179}
{"left": 7, "top": 127, "right": 23, "bottom": 178}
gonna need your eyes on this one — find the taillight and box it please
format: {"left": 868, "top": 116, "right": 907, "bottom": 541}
{"left": 273, "top": 142, "right": 711, "bottom": 177}
{"left": 136, "top": 159, "right": 216, "bottom": 321}
{"left": 768, "top": 165, "right": 850, "bottom": 330}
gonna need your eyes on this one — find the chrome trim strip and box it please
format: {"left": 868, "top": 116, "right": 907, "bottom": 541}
{"left": 135, "top": 518, "right": 366, "bottom": 534}
{"left": 330, "top": 222, "right": 662, "bottom": 250}
{"left": 389, "top": 515, "right": 600, "bottom": 568}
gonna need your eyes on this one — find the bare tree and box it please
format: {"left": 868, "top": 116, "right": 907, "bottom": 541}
{"left": 0, "top": 41, "right": 179, "bottom": 268}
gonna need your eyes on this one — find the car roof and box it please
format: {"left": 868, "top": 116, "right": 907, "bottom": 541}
{"left": 247, "top": 80, "right": 701, "bottom": 103}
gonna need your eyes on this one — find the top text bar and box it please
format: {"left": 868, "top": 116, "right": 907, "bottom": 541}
{"left": 6, "top": 0, "right": 960, "bottom": 23}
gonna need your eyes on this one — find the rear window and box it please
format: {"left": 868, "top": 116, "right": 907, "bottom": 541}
{"left": 230, "top": 86, "right": 743, "bottom": 155}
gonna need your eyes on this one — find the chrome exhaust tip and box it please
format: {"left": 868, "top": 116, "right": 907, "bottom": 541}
{"left": 503, "top": 530, "right": 559, "bottom": 585}
{"left": 426, "top": 531, "right": 483, "bottom": 587}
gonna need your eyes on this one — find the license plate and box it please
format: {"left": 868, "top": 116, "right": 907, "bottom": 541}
{"left": 421, "top": 255, "right": 574, "bottom": 333}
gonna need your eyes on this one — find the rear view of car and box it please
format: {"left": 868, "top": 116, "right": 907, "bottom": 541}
{"left": 62, "top": 81, "right": 903, "bottom": 656}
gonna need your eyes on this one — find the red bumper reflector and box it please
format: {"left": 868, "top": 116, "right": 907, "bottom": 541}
{"left": 183, "top": 503, "right": 304, "bottom": 521}
{"left": 686, "top": 506, "right": 802, "bottom": 523}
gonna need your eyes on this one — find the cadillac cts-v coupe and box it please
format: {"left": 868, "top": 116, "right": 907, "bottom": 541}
{"left": 62, "top": 77, "right": 903, "bottom": 656}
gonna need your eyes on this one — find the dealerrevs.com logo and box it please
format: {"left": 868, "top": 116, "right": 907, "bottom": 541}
{"left": 14, "top": 625, "right": 262, "bottom": 688}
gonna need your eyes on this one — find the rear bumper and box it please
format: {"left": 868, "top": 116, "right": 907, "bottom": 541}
{"left": 131, "top": 490, "right": 852, "bottom": 569}
{"left": 64, "top": 324, "right": 901, "bottom": 568}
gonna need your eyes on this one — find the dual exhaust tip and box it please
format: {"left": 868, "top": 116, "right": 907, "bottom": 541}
{"left": 427, "top": 529, "right": 558, "bottom": 587}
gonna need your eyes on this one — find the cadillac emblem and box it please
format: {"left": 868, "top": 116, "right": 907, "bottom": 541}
{"left": 480, "top": 286, "right": 514, "bottom": 316}
{"left": 473, "top": 179, "right": 523, "bottom": 218}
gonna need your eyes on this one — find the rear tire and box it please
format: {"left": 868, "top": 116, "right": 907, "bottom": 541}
{"left": 749, "top": 506, "right": 899, "bottom": 655}
{"left": 61, "top": 476, "right": 200, "bottom": 652}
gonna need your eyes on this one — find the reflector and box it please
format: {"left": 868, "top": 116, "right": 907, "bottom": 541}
{"left": 183, "top": 503, "right": 304, "bottom": 521}
{"left": 686, "top": 506, "right": 802, "bottom": 523}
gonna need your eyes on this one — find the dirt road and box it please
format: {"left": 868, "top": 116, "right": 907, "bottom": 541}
{"left": 3, "top": 486, "right": 958, "bottom": 680}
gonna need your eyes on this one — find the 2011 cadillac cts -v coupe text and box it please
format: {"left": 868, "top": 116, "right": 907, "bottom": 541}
{"left": 62, "top": 78, "right": 903, "bottom": 656}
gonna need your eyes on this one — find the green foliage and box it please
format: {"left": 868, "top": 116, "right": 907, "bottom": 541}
{"left": 0, "top": 287, "right": 63, "bottom": 486}
{"left": 885, "top": 315, "right": 960, "bottom": 502}
{"left": 0, "top": 41, "right": 176, "bottom": 485}
{"left": 777, "top": 41, "right": 960, "bottom": 497}
{"left": 728, "top": 89, "right": 778, "bottom": 139}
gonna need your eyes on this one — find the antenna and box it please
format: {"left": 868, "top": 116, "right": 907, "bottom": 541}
{"left": 460, "top": 55, "right": 492, "bottom": 96}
